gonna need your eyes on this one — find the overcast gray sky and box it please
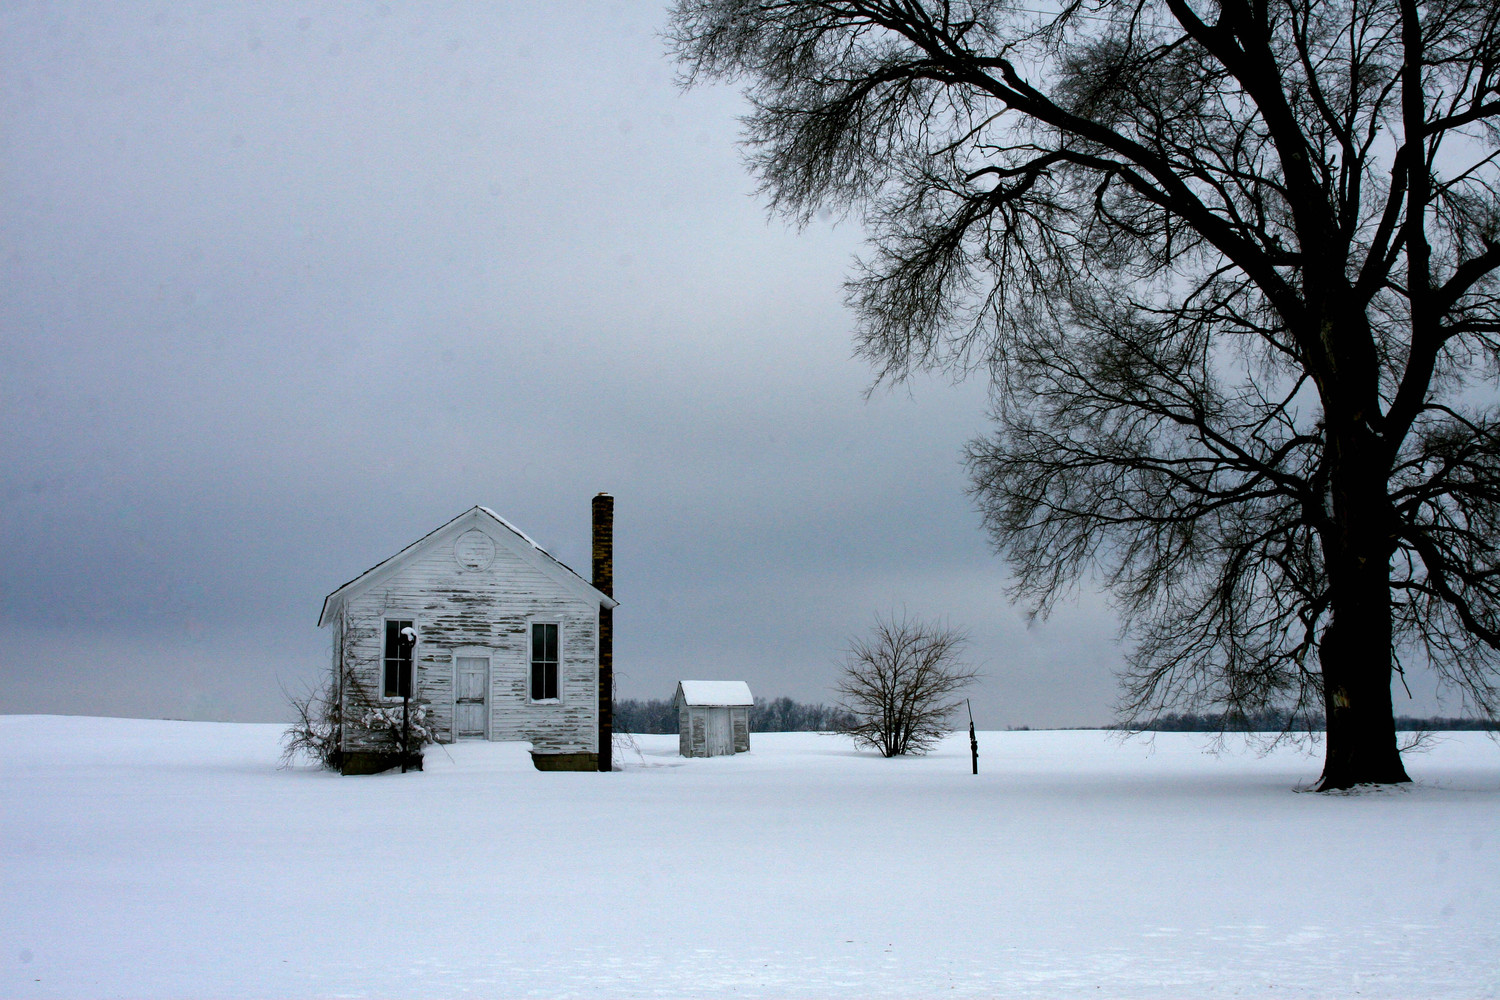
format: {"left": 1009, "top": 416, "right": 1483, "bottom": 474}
{"left": 2, "top": 2, "right": 1452, "bottom": 729}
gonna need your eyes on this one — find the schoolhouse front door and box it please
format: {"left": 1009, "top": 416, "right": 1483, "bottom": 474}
{"left": 454, "top": 656, "right": 489, "bottom": 739}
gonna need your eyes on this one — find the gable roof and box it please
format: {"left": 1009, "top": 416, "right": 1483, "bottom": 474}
{"left": 676, "top": 680, "right": 754, "bottom": 707}
{"left": 318, "top": 506, "right": 616, "bottom": 627}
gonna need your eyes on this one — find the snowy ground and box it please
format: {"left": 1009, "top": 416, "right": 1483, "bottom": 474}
{"left": 2, "top": 716, "right": 1496, "bottom": 998}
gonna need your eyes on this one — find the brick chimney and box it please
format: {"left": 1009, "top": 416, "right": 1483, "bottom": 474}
{"left": 592, "top": 493, "right": 614, "bottom": 772}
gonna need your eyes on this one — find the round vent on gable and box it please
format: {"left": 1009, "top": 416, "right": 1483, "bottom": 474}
{"left": 454, "top": 528, "right": 496, "bottom": 571}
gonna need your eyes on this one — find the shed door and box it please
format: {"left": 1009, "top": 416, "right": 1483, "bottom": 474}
{"left": 455, "top": 656, "right": 489, "bottom": 739}
{"left": 707, "top": 707, "right": 732, "bottom": 756}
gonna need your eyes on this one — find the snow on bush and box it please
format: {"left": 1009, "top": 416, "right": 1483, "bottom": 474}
{"left": 360, "top": 703, "right": 438, "bottom": 747}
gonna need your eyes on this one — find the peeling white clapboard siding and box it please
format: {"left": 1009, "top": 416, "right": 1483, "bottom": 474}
{"left": 325, "top": 508, "right": 606, "bottom": 757}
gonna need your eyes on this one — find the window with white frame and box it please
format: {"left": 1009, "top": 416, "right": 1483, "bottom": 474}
{"left": 383, "top": 619, "right": 416, "bottom": 698}
{"left": 530, "top": 621, "right": 559, "bottom": 701}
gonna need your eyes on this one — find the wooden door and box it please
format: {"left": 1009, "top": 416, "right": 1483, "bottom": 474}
{"left": 708, "top": 707, "right": 732, "bottom": 756}
{"left": 454, "top": 656, "right": 489, "bottom": 739}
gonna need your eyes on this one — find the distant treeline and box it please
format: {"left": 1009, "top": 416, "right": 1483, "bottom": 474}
{"left": 1122, "top": 710, "right": 1498, "bottom": 732}
{"left": 615, "top": 696, "right": 857, "bottom": 735}
{"left": 617, "top": 701, "right": 1497, "bottom": 735}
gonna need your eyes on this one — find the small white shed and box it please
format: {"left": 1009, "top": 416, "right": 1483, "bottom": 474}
{"left": 674, "top": 680, "right": 753, "bottom": 757}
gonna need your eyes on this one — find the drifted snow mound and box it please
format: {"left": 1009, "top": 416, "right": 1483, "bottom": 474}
{"left": 419, "top": 739, "right": 538, "bottom": 775}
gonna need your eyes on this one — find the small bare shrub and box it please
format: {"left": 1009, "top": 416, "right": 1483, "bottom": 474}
{"left": 835, "top": 613, "right": 978, "bottom": 756}
{"left": 280, "top": 677, "right": 343, "bottom": 770}
{"left": 281, "top": 665, "right": 438, "bottom": 770}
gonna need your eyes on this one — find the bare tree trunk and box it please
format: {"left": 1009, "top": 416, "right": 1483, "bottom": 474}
{"left": 1318, "top": 605, "right": 1410, "bottom": 789}
{"left": 1317, "top": 426, "right": 1411, "bottom": 789}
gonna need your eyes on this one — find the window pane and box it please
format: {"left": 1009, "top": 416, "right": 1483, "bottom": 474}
{"left": 531, "top": 623, "right": 558, "bottom": 700}
{"left": 384, "top": 620, "right": 414, "bottom": 698}
{"left": 385, "top": 620, "right": 414, "bottom": 656}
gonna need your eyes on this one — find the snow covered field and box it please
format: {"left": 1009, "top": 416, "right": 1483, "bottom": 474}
{"left": 2, "top": 716, "right": 1496, "bottom": 998}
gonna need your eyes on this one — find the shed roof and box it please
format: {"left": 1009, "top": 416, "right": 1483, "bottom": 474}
{"left": 676, "top": 680, "right": 754, "bottom": 707}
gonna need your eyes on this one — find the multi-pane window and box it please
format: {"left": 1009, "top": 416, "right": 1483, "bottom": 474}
{"left": 383, "top": 619, "right": 415, "bottom": 698}
{"left": 530, "top": 622, "right": 559, "bottom": 701}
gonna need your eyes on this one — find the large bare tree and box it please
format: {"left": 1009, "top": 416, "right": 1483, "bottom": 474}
{"left": 669, "top": 0, "right": 1500, "bottom": 788}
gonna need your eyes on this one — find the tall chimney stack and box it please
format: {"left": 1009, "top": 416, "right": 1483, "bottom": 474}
{"left": 592, "top": 493, "right": 614, "bottom": 773}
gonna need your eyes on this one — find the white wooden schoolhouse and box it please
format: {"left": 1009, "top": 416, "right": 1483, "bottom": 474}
{"left": 317, "top": 497, "right": 618, "bottom": 774}
{"left": 674, "top": 680, "right": 753, "bottom": 757}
